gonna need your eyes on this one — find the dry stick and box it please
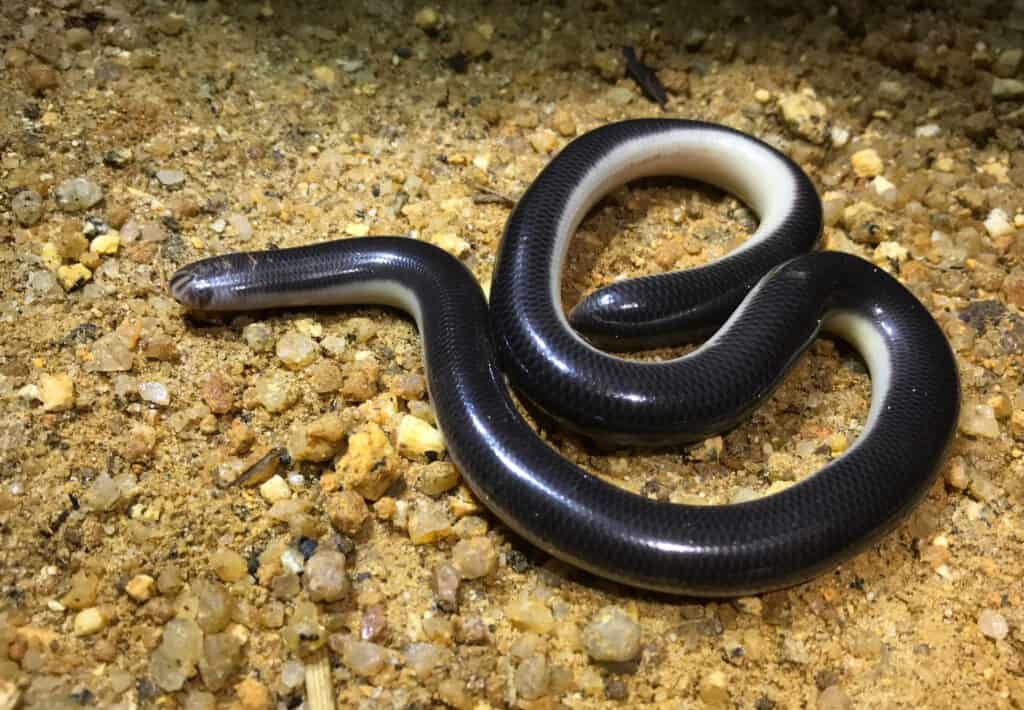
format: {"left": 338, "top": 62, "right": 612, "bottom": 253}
{"left": 305, "top": 648, "right": 336, "bottom": 710}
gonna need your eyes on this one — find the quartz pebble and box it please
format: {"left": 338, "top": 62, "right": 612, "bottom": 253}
{"left": 992, "top": 77, "right": 1024, "bottom": 100}
{"left": 408, "top": 498, "right": 452, "bottom": 544}
{"left": 959, "top": 402, "right": 1000, "bottom": 439}
{"left": 259, "top": 475, "right": 292, "bottom": 503}
{"left": 341, "top": 639, "right": 388, "bottom": 676}
{"left": 126, "top": 574, "right": 155, "bottom": 601}
{"left": 983, "top": 208, "right": 1015, "bottom": 239}
{"left": 850, "top": 149, "right": 883, "bottom": 178}
{"left": 74, "top": 607, "right": 108, "bottom": 636}
{"left": 404, "top": 642, "right": 448, "bottom": 678}
{"left": 195, "top": 580, "right": 233, "bottom": 633}
{"left": 199, "top": 632, "right": 243, "bottom": 691}
{"left": 432, "top": 564, "right": 461, "bottom": 611}
{"left": 515, "top": 654, "right": 550, "bottom": 701}
{"left": 12, "top": 188, "right": 43, "bottom": 226}
{"left": 817, "top": 685, "right": 852, "bottom": 710}
{"left": 156, "top": 169, "right": 186, "bottom": 188}
{"left": 38, "top": 373, "right": 74, "bottom": 412}
{"left": 978, "top": 609, "right": 1009, "bottom": 640}
{"left": 506, "top": 594, "right": 554, "bottom": 634}
{"left": 87, "top": 333, "right": 133, "bottom": 372}
{"left": 397, "top": 414, "right": 446, "bottom": 458}
{"left": 415, "top": 461, "right": 460, "bottom": 496}
{"left": 242, "top": 322, "right": 274, "bottom": 352}
{"left": 138, "top": 381, "right": 170, "bottom": 406}
{"left": 778, "top": 91, "right": 828, "bottom": 144}
{"left": 451, "top": 537, "right": 497, "bottom": 579}
{"left": 210, "top": 548, "right": 248, "bottom": 582}
{"left": 276, "top": 332, "right": 317, "bottom": 369}
{"left": 55, "top": 177, "right": 103, "bottom": 212}
{"left": 150, "top": 618, "right": 203, "bottom": 691}
{"left": 304, "top": 550, "right": 349, "bottom": 602}
{"left": 582, "top": 606, "right": 641, "bottom": 662}
{"left": 254, "top": 372, "right": 297, "bottom": 413}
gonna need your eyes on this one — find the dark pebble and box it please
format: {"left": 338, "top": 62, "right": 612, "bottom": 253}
{"left": 604, "top": 677, "right": 628, "bottom": 700}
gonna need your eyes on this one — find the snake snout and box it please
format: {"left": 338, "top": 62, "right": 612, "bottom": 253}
{"left": 568, "top": 289, "right": 631, "bottom": 337}
{"left": 168, "top": 267, "right": 213, "bottom": 309}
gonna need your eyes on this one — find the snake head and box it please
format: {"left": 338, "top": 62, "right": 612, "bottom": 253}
{"left": 168, "top": 262, "right": 217, "bottom": 309}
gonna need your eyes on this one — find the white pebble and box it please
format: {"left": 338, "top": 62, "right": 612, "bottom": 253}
{"left": 259, "top": 474, "right": 292, "bottom": 503}
{"left": 984, "top": 208, "right": 1014, "bottom": 239}
{"left": 138, "top": 382, "right": 170, "bottom": 406}
{"left": 915, "top": 123, "right": 941, "bottom": 138}
{"left": 978, "top": 609, "right": 1009, "bottom": 640}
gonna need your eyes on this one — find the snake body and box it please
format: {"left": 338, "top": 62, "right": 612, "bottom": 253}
{"left": 170, "top": 119, "right": 959, "bottom": 595}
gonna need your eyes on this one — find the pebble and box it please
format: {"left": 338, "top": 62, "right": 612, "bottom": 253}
{"left": 992, "top": 77, "right": 1024, "bottom": 100}
{"left": 414, "top": 7, "right": 441, "bottom": 32}
{"left": 817, "top": 685, "right": 852, "bottom": 710}
{"left": 414, "top": 461, "right": 460, "bottom": 496}
{"left": 210, "top": 548, "right": 248, "bottom": 582}
{"left": 983, "top": 208, "right": 1015, "bottom": 239}
{"left": 506, "top": 594, "right": 554, "bottom": 635}
{"left": 404, "top": 642, "right": 448, "bottom": 678}
{"left": 915, "top": 123, "right": 941, "bottom": 138}
{"left": 242, "top": 322, "right": 274, "bottom": 352}
{"left": 89, "top": 231, "right": 120, "bottom": 255}
{"left": 227, "top": 213, "right": 253, "bottom": 241}
{"left": 397, "top": 414, "right": 446, "bottom": 458}
{"left": 342, "top": 639, "right": 388, "bottom": 676}
{"left": 259, "top": 475, "right": 292, "bottom": 503}
{"left": 12, "top": 188, "right": 43, "bottom": 226}
{"left": 57, "top": 263, "right": 92, "bottom": 291}
{"left": 309, "top": 360, "right": 343, "bottom": 394}
{"left": 87, "top": 333, "right": 134, "bottom": 372}
{"left": 451, "top": 537, "right": 497, "bottom": 579}
{"left": 275, "top": 332, "right": 317, "bottom": 369}
{"left": 606, "top": 86, "right": 634, "bottom": 106}
{"left": 26, "top": 64, "right": 59, "bottom": 91}
{"left": 253, "top": 371, "right": 297, "bottom": 413}
{"left": 994, "top": 48, "right": 1023, "bottom": 78}
{"left": 63, "top": 571, "right": 99, "bottom": 609}
{"left": 778, "top": 91, "right": 829, "bottom": 144}
{"left": 157, "top": 12, "right": 188, "bottom": 36}
{"left": 38, "top": 373, "right": 73, "bottom": 412}
{"left": 877, "top": 79, "right": 908, "bottom": 104}
{"left": 582, "top": 606, "right": 641, "bottom": 662}
{"left": 850, "top": 149, "right": 883, "bottom": 178}
{"left": 150, "top": 618, "right": 203, "bottom": 691}
{"left": 233, "top": 678, "right": 271, "bottom": 710}
{"left": 126, "top": 574, "right": 155, "bottom": 601}
{"left": 138, "top": 381, "right": 170, "bottom": 406}
{"left": 54, "top": 177, "right": 103, "bottom": 212}
{"left": 515, "top": 654, "right": 550, "bottom": 701}
{"left": 199, "top": 632, "right": 243, "bottom": 692}
{"left": 529, "top": 130, "right": 559, "bottom": 154}
{"left": 125, "top": 423, "right": 157, "bottom": 462}
{"left": 289, "top": 413, "right": 346, "bottom": 462}
{"left": 195, "top": 580, "right": 233, "bottom": 634}
{"left": 327, "top": 489, "right": 369, "bottom": 535}
{"left": 201, "top": 371, "right": 235, "bottom": 414}
{"left": 699, "top": 671, "right": 730, "bottom": 707}
{"left": 304, "top": 549, "right": 349, "bottom": 602}
{"left": 978, "top": 609, "right": 1009, "bottom": 640}
{"left": 959, "top": 402, "right": 1000, "bottom": 439}
{"left": 155, "top": 169, "right": 186, "bottom": 188}
{"left": 335, "top": 423, "right": 399, "bottom": 500}
{"left": 432, "top": 564, "right": 461, "bottom": 611}
{"left": 407, "top": 498, "right": 452, "bottom": 544}
{"left": 73, "top": 607, "right": 108, "bottom": 636}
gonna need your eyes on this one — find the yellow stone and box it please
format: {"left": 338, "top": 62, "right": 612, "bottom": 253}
{"left": 89, "top": 231, "right": 120, "bottom": 254}
{"left": 57, "top": 263, "right": 92, "bottom": 290}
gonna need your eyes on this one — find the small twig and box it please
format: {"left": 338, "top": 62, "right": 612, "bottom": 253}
{"left": 305, "top": 648, "right": 336, "bottom": 710}
{"left": 230, "top": 446, "right": 289, "bottom": 488}
{"left": 472, "top": 189, "right": 516, "bottom": 206}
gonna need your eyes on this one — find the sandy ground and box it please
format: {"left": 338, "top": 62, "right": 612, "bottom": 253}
{"left": 1, "top": 1, "right": 1024, "bottom": 708}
